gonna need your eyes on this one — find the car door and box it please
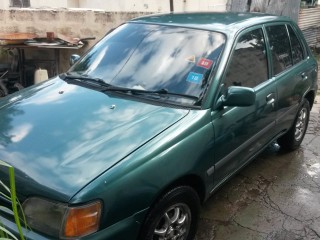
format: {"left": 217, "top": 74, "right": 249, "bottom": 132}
{"left": 211, "top": 27, "right": 278, "bottom": 187}
{"left": 265, "top": 23, "right": 318, "bottom": 132}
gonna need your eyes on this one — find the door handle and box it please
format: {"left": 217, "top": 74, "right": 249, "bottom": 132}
{"left": 266, "top": 93, "right": 275, "bottom": 107}
{"left": 301, "top": 72, "right": 308, "bottom": 80}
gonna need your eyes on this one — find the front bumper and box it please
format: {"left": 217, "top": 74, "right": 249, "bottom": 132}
{"left": 0, "top": 208, "right": 148, "bottom": 240}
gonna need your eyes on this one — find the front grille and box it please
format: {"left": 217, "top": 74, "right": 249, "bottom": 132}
{"left": 0, "top": 188, "right": 26, "bottom": 222}
{"left": 0, "top": 194, "right": 15, "bottom": 221}
{"left": 0, "top": 194, "right": 12, "bottom": 209}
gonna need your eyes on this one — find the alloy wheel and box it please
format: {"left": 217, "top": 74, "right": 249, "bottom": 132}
{"left": 153, "top": 203, "right": 191, "bottom": 240}
{"left": 294, "top": 107, "right": 307, "bottom": 141}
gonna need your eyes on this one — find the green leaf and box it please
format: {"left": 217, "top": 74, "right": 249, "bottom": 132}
{"left": 0, "top": 226, "right": 18, "bottom": 240}
{"left": 0, "top": 160, "right": 28, "bottom": 239}
{"left": 8, "top": 168, "right": 25, "bottom": 240}
{"left": 0, "top": 160, "right": 11, "bottom": 168}
{"left": 0, "top": 192, "right": 11, "bottom": 201}
{"left": 0, "top": 206, "right": 14, "bottom": 215}
{"left": 0, "top": 181, "right": 11, "bottom": 195}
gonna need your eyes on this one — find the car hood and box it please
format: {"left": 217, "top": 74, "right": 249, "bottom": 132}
{"left": 0, "top": 78, "right": 189, "bottom": 202}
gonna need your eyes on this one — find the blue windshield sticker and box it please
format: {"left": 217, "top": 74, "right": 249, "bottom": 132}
{"left": 186, "top": 72, "right": 203, "bottom": 84}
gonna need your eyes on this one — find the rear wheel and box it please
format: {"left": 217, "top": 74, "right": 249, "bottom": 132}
{"left": 278, "top": 99, "right": 310, "bottom": 151}
{"left": 140, "top": 186, "right": 200, "bottom": 240}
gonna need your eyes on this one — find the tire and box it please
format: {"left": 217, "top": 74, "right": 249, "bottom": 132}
{"left": 140, "top": 186, "right": 200, "bottom": 240}
{"left": 277, "top": 99, "right": 310, "bottom": 151}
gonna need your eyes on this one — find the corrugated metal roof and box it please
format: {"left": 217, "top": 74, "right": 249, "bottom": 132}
{"left": 298, "top": 7, "right": 320, "bottom": 46}
{"left": 299, "top": 8, "right": 320, "bottom": 29}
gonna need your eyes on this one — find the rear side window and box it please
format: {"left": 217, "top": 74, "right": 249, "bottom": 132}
{"left": 224, "top": 28, "right": 268, "bottom": 88}
{"left": 266, "top": 25, "right": 292, "bottom": 75}
{"left": 287, "top": 25, "right": 304, "bottom": 65}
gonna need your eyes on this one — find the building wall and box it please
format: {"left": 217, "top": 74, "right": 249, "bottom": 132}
{"left": 77, "top": 0, "right": 227, "bottom": 12}
{"left": 0, "top": 0, "right": 228, "bottom": 11}
{"left": 0, "top": 1, "right": 9, "bottom": 9}
{"left": 30, "top": 0, "right": 69, "bottom": 8}
{"left": 67, "top": 0, "right": 79, "bottom": 8}
{"left": 0, "top": 0, "right": 69, "bottom": 8}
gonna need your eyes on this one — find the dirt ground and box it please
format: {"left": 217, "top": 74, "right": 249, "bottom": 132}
{"left": 196, "top": 92, "right": 320, "bottom": 240}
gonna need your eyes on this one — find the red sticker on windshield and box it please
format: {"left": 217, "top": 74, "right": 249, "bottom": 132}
{"left": 197, "top": 58, "right": 213, "bottom": 69}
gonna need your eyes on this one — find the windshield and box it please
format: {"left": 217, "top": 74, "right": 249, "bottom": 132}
{"left": 69, "top": 23, "right": 225, "bottom": 105}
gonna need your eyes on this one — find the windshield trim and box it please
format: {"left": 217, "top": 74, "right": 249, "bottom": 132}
{"left": 60, "top": 73, "right": 201, "bottom": 108}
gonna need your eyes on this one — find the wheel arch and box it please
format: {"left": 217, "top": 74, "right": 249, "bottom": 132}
{"left": 141, "top": 173, "right": 206, "bottom": 221}
{"left": 304, "top": 90, "right": 315, "bottom": 109}
{"left": 161, "top": 174, "right": 206, "bottom": 204}
{"left": 138, "top": 174, "right": 205, "bottom": 238}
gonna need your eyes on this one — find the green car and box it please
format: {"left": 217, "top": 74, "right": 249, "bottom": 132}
{"left": 0, "top": 12, "right": 318, "bottom": 240}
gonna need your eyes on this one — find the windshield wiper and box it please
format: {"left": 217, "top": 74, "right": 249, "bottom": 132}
{"left": 126, "top": 88, "right": 199, "bottom": 101}
{"left": 60, "top": 73, "right": 134, "bottom": 92}
{"left": 103, "top": 87, "right": 199, "bottom": 101}
{"left": 60, "top": 73, "right": 112, "bottom": 88}
{"left": 61, "top": 73, "right": 199, "bottom": 102}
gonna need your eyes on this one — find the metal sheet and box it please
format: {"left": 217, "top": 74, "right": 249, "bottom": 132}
{"left": 298, "top": 8, "right": 320, "bottom": 46}
{"left": 298, "top": 8, "right": 320, "bottom": 30}
{"left": 227, "top": 0, "right": 300, "bottom": 22}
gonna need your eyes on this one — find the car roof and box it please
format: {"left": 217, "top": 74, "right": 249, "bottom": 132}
{"left": 130, "top": 12, "right": 291, "bottom": 34}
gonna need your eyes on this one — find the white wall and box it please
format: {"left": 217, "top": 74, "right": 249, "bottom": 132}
{"left": 67, "top": 0, "right": 79, "bottom": 8}
{"left": 30, "top": 0, "right": 68, "bottom": 8}
{"left": 78, "top": 0, "right": 169, "bottom": 12}
{"left": 0, "top": 0, "right": 9, "bottom": 9}
{"left": 0, "top": 0, "right": 227, "bottom": 12}
{"left": 78, "top": 0, "right": 227, "bottom": 12}
{"left": 174, "top": 0, "right": 227, "bottom": 12}
{"left": 0, "top": 0, "right": 69, "bottom": 9}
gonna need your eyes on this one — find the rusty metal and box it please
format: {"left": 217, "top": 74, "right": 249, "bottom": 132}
{"left": 0, "top": 33, "right": 37, "bottom": 40}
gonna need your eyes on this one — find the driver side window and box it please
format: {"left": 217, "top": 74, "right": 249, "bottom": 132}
{"left": 224, "top": 28, "right": 268, "bottom": 88}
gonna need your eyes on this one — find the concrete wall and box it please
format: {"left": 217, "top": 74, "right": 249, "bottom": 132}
{"left": 0, "top": 0, "right": 227, "bottom": 11}
{"left": 78, "top": 0, "right": 227, "bottom": 12}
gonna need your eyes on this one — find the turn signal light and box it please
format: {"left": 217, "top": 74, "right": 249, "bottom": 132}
{"left": 64, "top": 201, "right": 102, "bottom": 238}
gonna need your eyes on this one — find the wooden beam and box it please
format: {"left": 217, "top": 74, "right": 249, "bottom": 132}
{"left": 170, "top": 0, "right": 174, "bottom": 12}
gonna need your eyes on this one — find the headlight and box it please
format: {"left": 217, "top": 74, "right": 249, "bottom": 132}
{"left": 23, "top": 197, "right": 102, "bottom": 238}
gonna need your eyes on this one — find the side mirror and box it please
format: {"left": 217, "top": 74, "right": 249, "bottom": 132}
{"left": 217, "top": 86, "right": 256, "bottom": 108}
{"left": 69, "top": 54, "right": 81, "bottom": 66}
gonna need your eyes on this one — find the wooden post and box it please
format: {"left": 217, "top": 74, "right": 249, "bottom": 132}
{"left": 170, "top": 0, "right": 174, "bottom": 12}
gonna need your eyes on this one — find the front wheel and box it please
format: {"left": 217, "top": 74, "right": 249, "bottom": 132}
{"left": 140, "top": 186, "right": 200, "bottom": 240}
{"left": 277, "top": 99, "right": 310, "bottom": 151}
